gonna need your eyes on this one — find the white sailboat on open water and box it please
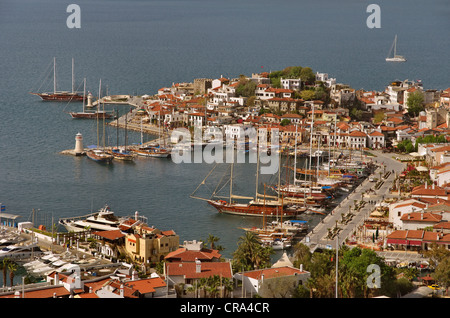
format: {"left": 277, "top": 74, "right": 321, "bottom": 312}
{"left": 386, "top": 35, "right": 406, "bottom": 62}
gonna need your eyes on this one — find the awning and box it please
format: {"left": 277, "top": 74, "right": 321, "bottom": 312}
{"left": 408, "top": 240, "right": 422, "bottom": 246}
{"left": 387, "top": 239, "right": 407, "bottom": 244}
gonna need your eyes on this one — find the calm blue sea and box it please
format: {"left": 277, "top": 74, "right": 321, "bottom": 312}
{"left": 0, "top": 0, "right": 449, "bottom": 282}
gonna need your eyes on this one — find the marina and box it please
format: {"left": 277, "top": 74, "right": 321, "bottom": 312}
{"left": 1, "top": 0, "right": 449, "bottom": 301}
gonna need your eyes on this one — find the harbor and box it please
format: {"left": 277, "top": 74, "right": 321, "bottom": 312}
{"left": 2, "top": 0, "right": 449, "bottom": 301}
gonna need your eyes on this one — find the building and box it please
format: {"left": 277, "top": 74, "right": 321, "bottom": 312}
{"left": 368, "top": 131, "right": 385, "bottom": 149}
{"left": 280, "top": 78, "right": 301, "bottom": 90}
{"left": 234, "top": 264, "right": 310, "bottom": 298}
{"left": 386, "top": 229, "right": 450, "bottom": 251}
{"left": 164, "top": 240, "right": 222, "bottom": 263}
{"left": 124, "top": 225, "right": 179, "bottom": 264}
{"left": 164, "top": 259, "right": 233, "bottom": 289}
{"left": 389, "top": 199, "right": 428, "bottom": 229}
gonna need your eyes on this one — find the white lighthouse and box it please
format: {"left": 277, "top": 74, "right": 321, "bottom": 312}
{"left": 86, "top": 92, "right": 93, "bottom": 107}
{"left": 74, "top": 132, "right": 84, "bottom": 155}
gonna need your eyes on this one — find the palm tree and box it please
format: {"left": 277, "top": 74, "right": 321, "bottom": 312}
{"left": 232, "top": 231, "right": 273, "bottom": 272}
{"left": 1, "top": 258, "right": 10, "bottom": 288}
{"left": 207, "top": 234, "right": 220, "bottom": 250}
{"left": 8, "top": 261, "right": 18, "bottom": 287}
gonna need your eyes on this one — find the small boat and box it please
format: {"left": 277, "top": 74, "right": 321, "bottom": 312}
{"left": 386, "top": 35, "right": 406, "bottom": 62}
{"left": 86, "top": 148, "right": 114, "bottom": 163}
{"left": 133, "top": 145, "right": 171, "bottom": 158}
{"left": 110, "top": 148, "right": 135, "bottom": 161}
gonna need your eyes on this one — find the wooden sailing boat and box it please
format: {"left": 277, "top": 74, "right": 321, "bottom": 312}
{"left": 109, "top": 109, "right": 135, "bottom": 161}
{"left": 133, "top": 115, "right": 171, "bottom": 158}
{"left": 86, "top": 79, "right": 114, "bottom": 163}
{"left": 30, "top": 57, "right": 85, "bottom": 101}
{"left": 68, "top": 78, "right": 113, "bottom": 119}
{"left": 191, "top": 151, "right": 304, "bottom": 218}
{"left": 386, "top": 35, "right": 406, "bottom": 62}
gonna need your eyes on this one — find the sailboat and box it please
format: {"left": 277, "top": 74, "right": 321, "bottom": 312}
{"left": 133, "top": 115, "right": 171, "bottom": 158}
{"left": 68, "top": 78, "right": 113, "bottom": 119}
{"left": 109, "top": 109, "right": 135, "bottom": 161}
{"left": 386, "top": 35, "right": 406, "bottom": 62}
{"left": 191, "top": 156, "right": 305, "bottom": 218}
{"left": 86, "top": 79, "right": 114, "bottom": 164}
{"left": 30, "top": 57, "right": 85, "bottom": 101}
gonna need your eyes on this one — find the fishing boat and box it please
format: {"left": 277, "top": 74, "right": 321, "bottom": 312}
{"left": 30, "top": 57, "right": 85, "bottom": 101}
{"left": 386, "top": 35, "right": 406, "bottom": 62}
{"left": 58, "top": 205, "right": 147, "bottom": 232}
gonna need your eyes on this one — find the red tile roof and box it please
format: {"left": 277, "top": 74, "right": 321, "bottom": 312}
{"left": 93, "top": 229, "right": 125, "bottom": 241}
{"left": 127, "top": 277, "right": 166, "bottom": 294}
{"left": 165, "top": 247, "right": 222, "bottom": 262}
{"left": 348, "top": 130, "right": 367, "bottom": 137}
{"left": 165, "top": 261, "right": 232, "bottom": 279}
{"left": 0, "top": 286, "right": 72, "bottom": 298}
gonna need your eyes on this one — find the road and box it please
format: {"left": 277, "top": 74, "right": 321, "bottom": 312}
{"left": 302, "top": 150, "right": 407, "bottom": 256}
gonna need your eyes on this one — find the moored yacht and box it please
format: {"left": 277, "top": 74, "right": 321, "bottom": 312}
{"left": 0, "top": 241, "right": 43, "bottom": 261}
{"left": 58, "top": 205, "right": 147, "bottom": 232}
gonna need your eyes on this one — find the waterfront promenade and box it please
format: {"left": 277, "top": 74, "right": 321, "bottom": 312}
{"left": 301, "top": 150, "right": 425, "bottom": 261}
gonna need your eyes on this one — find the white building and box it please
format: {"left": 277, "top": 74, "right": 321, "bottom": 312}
{"left": 389, "top": 199, "right": 428, "bottom": 229}
{"left": 281, "top": 78, "right": 301, "bottom": 90}
{"left": 315, "top": 72, "right": 336, "bottom": 87}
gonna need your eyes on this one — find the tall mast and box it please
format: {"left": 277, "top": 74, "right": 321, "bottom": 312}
{"left": 82, "top": 78, "right": 86, "bottom": 112}
{"left": 255, "top": 148, "right": 260, "bottom": 201}
{"left": 394, "top": 35, "right": 397, "bottom": 56}
{"left": 294, "top": 124, "right": 298, "bottom": 184}
{"left": 53, "top": 57, "right": 56, "bottom": 94}
{"left": 309, "top": 104, "right": 315, "bottom": 188}
{"left": 97, "top": 79, "right": 101, "bottom": 149}
{"left": 125, "top": 110, "right": 129, "bottom": 151}
{"left": 72, "top": 58, "right": 75, "bottom": 94}
{"left": 229, "top": 163, "right": 233, "bottom": 203}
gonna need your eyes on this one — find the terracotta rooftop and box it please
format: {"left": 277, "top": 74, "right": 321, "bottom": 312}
{"left": 400, "top": 212, "right": 442, "bottom": 222}
{"left": 165, "top": 247, "right": 222, "bottom": 262}
{"left": 165, "top": 261, "right": 232, "bottom": 279}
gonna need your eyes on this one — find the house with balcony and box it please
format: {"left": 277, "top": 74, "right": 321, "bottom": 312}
{"left": 125, "top": 225, "right": 179, "bottom": 264}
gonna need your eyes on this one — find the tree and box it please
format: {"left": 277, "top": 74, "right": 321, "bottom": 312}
{"left": 207, "top": 234, "right": 220, "bottom": 250}
{"left": 292, "top": 242, "right": 312, "bottom": 269}
{"left": 407, "top": 91, "right": 425, "bottom": 117}
{"left": 300, "top": 90, "right": 315, "bottom": 101}
{"left": 299, "top": 67, "right": 315, "bottom": 84}
{"left": 236, "top": 79, "right": 257, "bottom": 97}
{"left": 280, "top": 119, "right": 291, "bottom": 126}
{"left": 424, "top": 243, "right": 450, "bottom": 270}
{"left": 232, "top": 232, "right": 273, "bottom": 272}
{"left": 8, "top": 261, "right": 18, "bottom": 287}
{"left": 433, "top": 256, "right": 450, "bottom": 295}
{"left": 373, "top": 111, "right": 385, "bottom": 123}
{"left": 1, "top": 258, "right": 10, "bottom": 287}
{"left": 339, "top": 247, "right": 396, "bottom": 298}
